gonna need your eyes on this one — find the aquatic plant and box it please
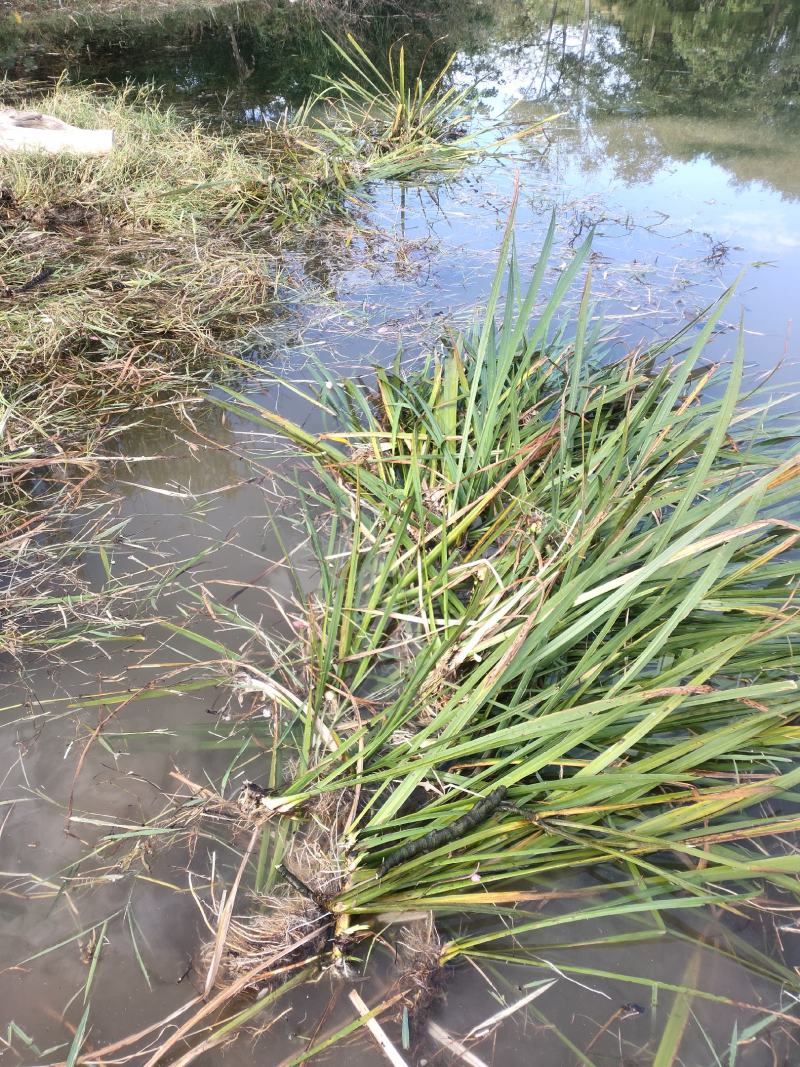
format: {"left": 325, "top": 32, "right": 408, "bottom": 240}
{"left": 318, "top": 34, "right": 476, "bottom": 149}
{"left": 17, "top": 218, "right": 798, "bottom": 1062}
{"left": 94, "top": 210, "right": 800, "bottom": 1062}
{"left": 303, "top": 33, "right": 547, "bottom": 182}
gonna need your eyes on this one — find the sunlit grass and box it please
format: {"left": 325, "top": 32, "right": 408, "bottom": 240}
{"left": 185, "top": 205, "right": 800, "bottom": 1059}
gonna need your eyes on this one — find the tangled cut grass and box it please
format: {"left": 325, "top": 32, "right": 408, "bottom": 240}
{"left": 177, "top": 207, "right": 800, "bottom": 1058}
{"left": 0, "top": 81, "right": 281, "bottom": 649}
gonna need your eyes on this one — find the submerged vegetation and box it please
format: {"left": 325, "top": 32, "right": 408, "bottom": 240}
{"left": 72, "top": 214, "right": 800, "bottom": 1063}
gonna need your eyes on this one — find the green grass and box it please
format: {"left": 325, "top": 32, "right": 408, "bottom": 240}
{"left": 175, "top": 205, "right": 800, "bottom": 1058}
{"left": 319, "top": 34, "right": 480, "bottom": 149}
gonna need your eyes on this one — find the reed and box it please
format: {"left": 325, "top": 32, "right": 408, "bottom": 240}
{"left": 182, "top": 207, "right": 800, "bottom": 1058}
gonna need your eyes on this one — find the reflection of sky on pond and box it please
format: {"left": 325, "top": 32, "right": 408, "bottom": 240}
{"left": 282, "top": 16, "right": 800, "bottom": 385}
{"left": 286, "top": 118, "right": 797, "bottom": 388}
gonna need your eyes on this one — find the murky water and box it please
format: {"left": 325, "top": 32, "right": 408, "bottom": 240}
{"left": 3, "top": 2, "right": 800, "bottom": 1064}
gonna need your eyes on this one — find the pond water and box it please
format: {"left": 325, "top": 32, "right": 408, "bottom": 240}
{"left": 2, "top": 2, "right": 800, "bottom": 1064}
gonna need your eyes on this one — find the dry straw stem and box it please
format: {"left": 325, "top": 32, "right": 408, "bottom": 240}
{"left": 426, "top": 1021, "right": 489, "bottom": 1067}
{"left": 349, "top": 989, "right": 409, "bottom": 1067}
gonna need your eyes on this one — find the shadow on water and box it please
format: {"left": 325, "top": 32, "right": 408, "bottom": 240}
{"left": 2, "top": 2, "right": 800, "bottom": 1064}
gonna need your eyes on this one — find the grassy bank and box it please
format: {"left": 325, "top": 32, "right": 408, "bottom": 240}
{"left": 1, "top": 46, "right": 534, "bottom": 651}
{"left": 102, "top": 213, "right": 800, "bottom": 1062}
{"left": 1, "top": 81, "right": 278, "bottom": 651}
{"left": 1, "top": 61, "right": 494, "bottom": 454}
{"left": 2, "top": 81, "right": 287, "bottom": 444}
{"left": 6, "top": 0, "right": 376, "bottom": 21}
